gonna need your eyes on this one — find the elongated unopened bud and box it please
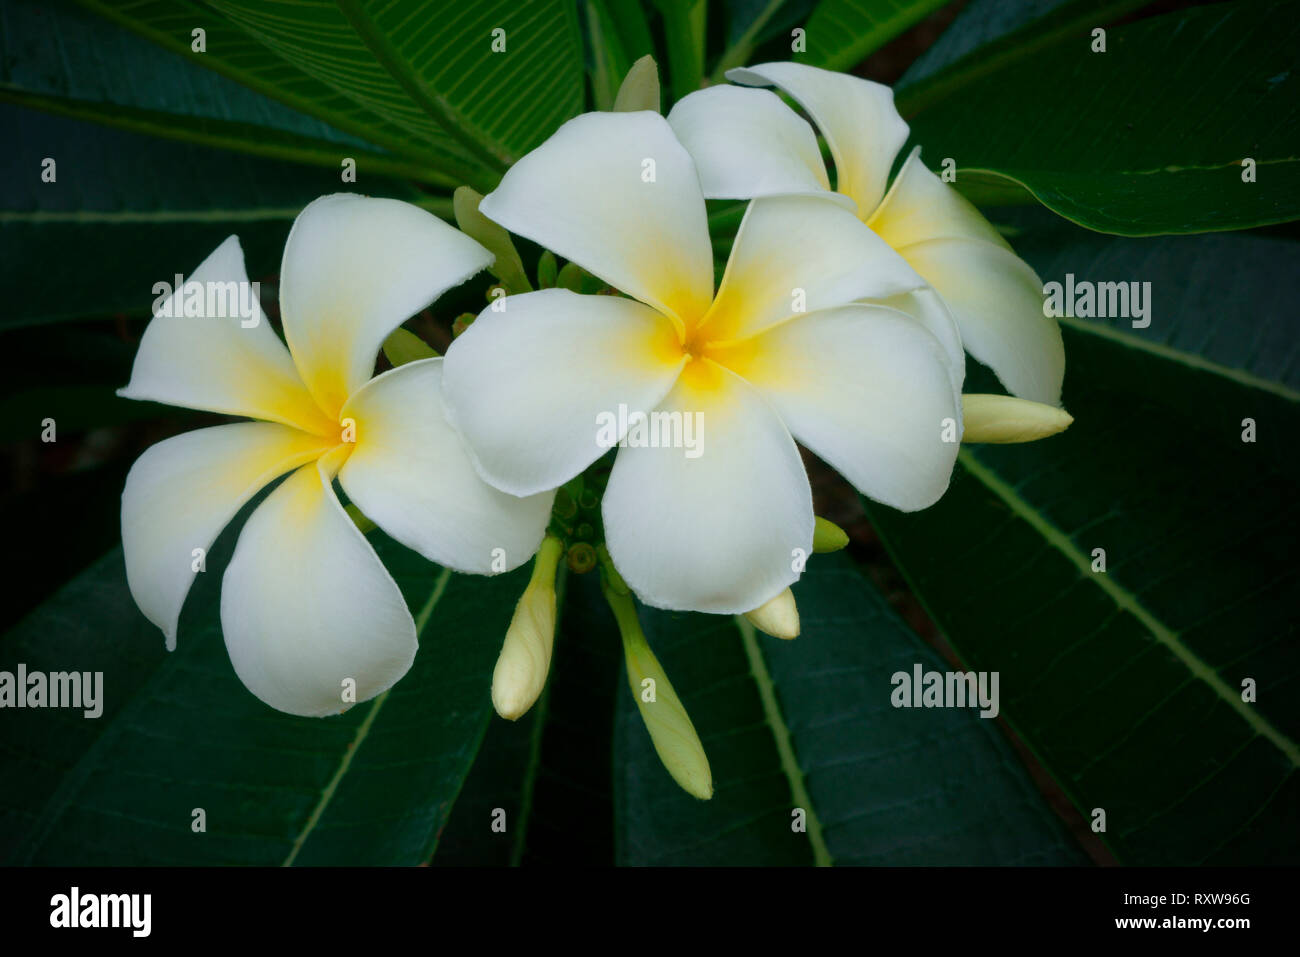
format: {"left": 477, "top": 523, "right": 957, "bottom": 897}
{"left": 744, "top": 587, "right": 800, "bottom": 640}
{"left": 812, "top": 516, "right": 849, "bottom": 553}
{"left": 382, "top": 327, "right": 438, "bottom": 366}
{"left": 536, "top": 250, "right": 558, "bottom": 289}
{"left": 491, "top": 536, "right": 564, "bottom": 720}
{"left": 599, "top": 550, "right": 712, "bottom": 800}
{"left": 453, "top": 186, "right": 532, "bottom": 293}
{"left": 961, "top": 394, "right": 1073, "bottom": 444}
{"left": 613, "top": 55, "right": 661, "bottom": 113}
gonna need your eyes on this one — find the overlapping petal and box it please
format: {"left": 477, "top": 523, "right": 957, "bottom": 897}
{"left": 220, "top": 446, "right": 417, "bottom": 718}
{"left": 721, "top": 305, "right": 961, "bottom": 511}
{"left": 699, "top": 194, "right": 924, "bottom": 342}
{"left": 666, "top": 85, "right": 833, "bottom": 200}
{"left": 279, "top": 194, "right": 492, "bottom": 418}
{"left": 602, "top": 361, "right": 813, "bottom": 614}
{"left": 900, "top": 238, "right": 1064, "bottom": 405}
{"left": 118, "top": 236, "right": 334, "bottom": 436}
{"left": 121, "top": 422, "right": 335, "bottom": 649}
{"left": 876, "top": 286, "right": 966, "bottom": 395}
{"left": 442, "top": 289, "right": 685, "bottom": 497}
{"left": 339, "top": 358, "right": 554, "bottom": 574}
{"left": 478, "top": 111, "right": 714, "bottom": 329}
{"left": 867, "top": 147, "right": 1011, "bottom": 250}
{"left": 727, "top": 62, "right": 909, "bottom": 216}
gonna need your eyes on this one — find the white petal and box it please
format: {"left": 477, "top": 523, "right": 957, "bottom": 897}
{"left": 221, "top": 447, "right": 417, "bottom": 717}
{"left": 602, "top": 361, "right": 813, "bottom": 614}
{"left": 118, "top": 236, "right": 334, "bottom": 436}
{"left": 876, "top": 286, "right": 966, "bottom": 396}
{"left": 900, "top": 238, "right": 1064, "bottom": 405}
{"left": 279, "top": 194, "right": 492, "bottom": 418}
{"left": 667, "top": 85, "right": 833, "bottom": 199}
{"left": 868, "top": 147, "right": 1010, "bottom": 250}
{"left": 700, "top": 194, "right": 924, "bottom": 342}
{"left": 728, "top": 305, "right": 961, "bottom": 511}
{"left": 442, "top": 289, "right": 685, "bottom": 497}
{"left": 338, "top": 358, "right": 554, "bottom": 574}
{"left": 478, "top": 111, "right": 714, "bottom": 329}
{"left": 121, "top": 423, "right": 334, "bottom": 648}
{"left": 728, "top": 62, "right": 909, "bottom": 216}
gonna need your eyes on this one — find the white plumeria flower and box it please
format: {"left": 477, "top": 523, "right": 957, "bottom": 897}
{"left": 441, "top": 112, "right": 961, "bottom": 615}
{"left": 119, "top": 194, "right": 553, "bottom": 717}
{"left": 667, "top": 62, "right": 1065, "bottom": 406}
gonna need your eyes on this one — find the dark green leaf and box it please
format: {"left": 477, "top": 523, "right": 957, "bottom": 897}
{"left": 896, "top": 0, "right": 1149, "bottom": 110}
{"left": 205, "top": 0, "right": 584, "bottom": 184}
{"left": 614, "top": 554, "right": 1086, "bottom": 864}
{"left": 434, "top": 572, "right": 620, "bottom": 866}
{"left": 793, "top": 0, "right": 957, "bottom": 72}
{"left": 1, "top": 0, "right": 444, "bottom": 183}
{"left": 585, "top": 0, "right": 656, "bottom": 110}
{"left": 866, "top": 224, "right": 1300, "bottom": 864}
{"left": 0, "top": 105, "right": 448, "bottom": 328}
{"left": 0, "top": 526, "right": 531, "bottom": 865}
{"left": 906, "top": 1, "right": 1300, "bottom": 234}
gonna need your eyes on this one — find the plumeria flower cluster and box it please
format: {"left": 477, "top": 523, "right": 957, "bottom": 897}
{"left": 120, "top": 59, "right": 1069, "bottom": 795}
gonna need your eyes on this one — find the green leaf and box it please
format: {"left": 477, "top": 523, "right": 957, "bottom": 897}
{"left": 793, "top": 0, "right": 957, "bottom": 71}
{"left": 895, "top": 0, "right": 1151, "bottom": 114}
{"left": 1, "top": 0, "right": 446, "bottom": 184}
{"left": 429, "top": 558, "right": 1086, "bottom": 865}
{"left": 204, "top": 0, "right": 583, "bottom": 184}
{"left": 905, "top": 1, "right": 1300, "bottom": 234}
{"left": 865, "top": 222, "right": 1300, "bottom": 864}
{"left": 711, "top": 0, "right": 786, "bottom": 80}
{"left": 434, "top": 572, "right": 619, "bottom": 865}
{"left": 585, "top": 0, "right": 656, "bottom": 111}
{"left": 0, "top": 527, "right": 532, "bottom": 865}
{"left": 614, "top": 554, "right": 1086, "bottom": 864}
{"left": 0, "top": 105, "right": 449, "bottom": 328}
{"left": 655, "top": 0, "right": 708, "bottom": 102}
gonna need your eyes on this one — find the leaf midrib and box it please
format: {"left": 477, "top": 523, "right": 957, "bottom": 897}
{"left": 1058, "top": 316, "right": 1300, "bottom": 403}
{"left": 281, "top": 565, "right": 453, "bottom": 866}
{"left": 957, "top": 449, "right": 1300, "bottom": 769}
{"left": 735, "top": 616, "right": 832, "bottom": 866}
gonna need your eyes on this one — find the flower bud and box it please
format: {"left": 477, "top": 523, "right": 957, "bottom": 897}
{"left": 613, "top": 55, "right": 661, "bottom": 113}
{"left": 451, "top": 312, "right": 476, "bottom": 337}
{"left": 566, "top": 542, "right": 597, "bottom": 574}
{"left": 556, "top": 261, "right": 586, "bottom": 292}
{"left": 743, "top": 587, "right": 800, "bottom": 640}
{"left": 453, "top": 186, "right": 532, "bottom": 292}
{"left": 537, "top": 250, "right": 558, "bottom": 289}
{"left": 381, "top": 327, "right": 438, "bottom": 366}
{"left": 812, "top": 516, "right": 849, "bottom": 553}
{"left": 599, "top": 548, "right": 712, "bottom": 800}
{"left": 961, "top": 394, "right": 1073, "bottom": 443}
{"left": 491, "top": 536, "right": 564, "bottom": 720}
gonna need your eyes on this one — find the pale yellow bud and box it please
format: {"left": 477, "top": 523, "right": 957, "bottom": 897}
{"left": 599, "top": 550, "right": 712, "bottom": 800}
{"left": 613, "top": 55, "right": 661, "bottom": 113}
{"left": 452, "top": 186, "right": 532, "bottom": 293}
{"left": 812, "top": 516, "right": 849, "bottom": 553}
{"left": 491, "top": 536, "right": 563, "bottom": 720}
{"left": 961, "top": 393, "right": 1074, "bottom": 444}
{"left": 743, "top": 587, "right": 800, "bottom": 640}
